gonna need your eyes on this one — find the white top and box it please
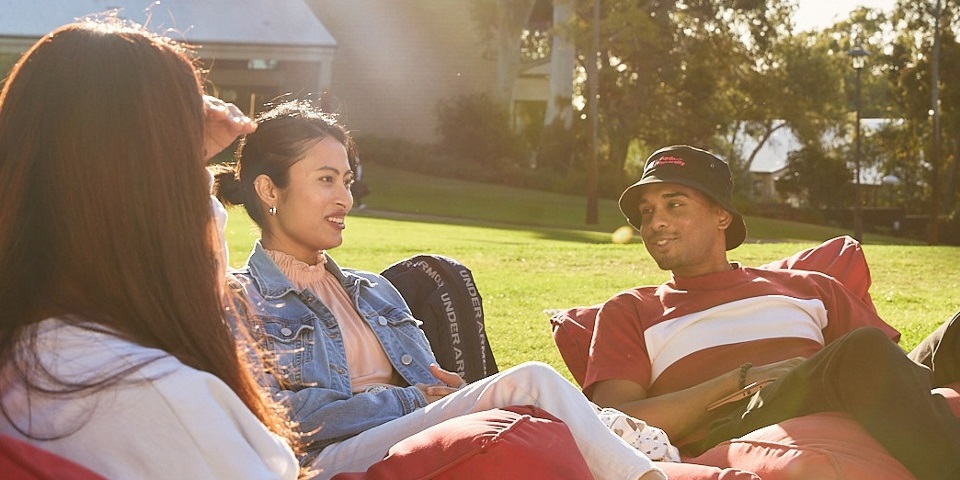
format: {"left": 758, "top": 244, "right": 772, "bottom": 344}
{"left": 0, "top": 319, "right": 299, "bottom": 480}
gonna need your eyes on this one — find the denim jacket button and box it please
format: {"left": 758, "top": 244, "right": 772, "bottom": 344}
{"left": 378, "top": 316, "right": 388, "bottom": 326}
{"left": 400, "top": 354, "right": 412, "bottom": 365}
{"left": 280, "top": 327, "right": 293, "bottom": 337}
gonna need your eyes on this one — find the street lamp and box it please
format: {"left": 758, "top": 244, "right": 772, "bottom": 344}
{"left": 848, "top": 44, "right": 870, "bottom": 243}
{"left": 585, "top": 0, "right": 600, "bottom": 224}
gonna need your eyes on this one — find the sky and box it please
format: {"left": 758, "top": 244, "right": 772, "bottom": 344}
{"left": 794, "top": 0, "right": 897, "bottom": 31}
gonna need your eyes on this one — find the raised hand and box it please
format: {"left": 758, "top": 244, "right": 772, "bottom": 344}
{"left": 203, "top": 95, "right": 255, "bottom": 161}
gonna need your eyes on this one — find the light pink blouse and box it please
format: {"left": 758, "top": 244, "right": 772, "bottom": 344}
{"left": 266, "top": 249, "right": 399, "bottom": 393}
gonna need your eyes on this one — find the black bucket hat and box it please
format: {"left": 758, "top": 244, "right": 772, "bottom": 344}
{"left": 618, "top": 145, "right": 747, "bottom": 250}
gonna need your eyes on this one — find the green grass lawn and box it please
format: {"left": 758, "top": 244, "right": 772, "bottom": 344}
{"left": 224, "top": 164, "right": 960, "bottom": 382}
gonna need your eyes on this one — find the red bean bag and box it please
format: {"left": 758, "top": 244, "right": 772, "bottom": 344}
{"left": 331, "top": 405, "right": 591, "bottom": 480}
{"left": 0, "top": 435, "right": 106, "bottom": 480}
{"left": 657, "top": 462, "right": 760, "bottom": 480}
{"left": 688, "top": 412, "right": 915, "bottom": 480}
{"left": 333, "top": 404, "right": 760, "bottom": 480}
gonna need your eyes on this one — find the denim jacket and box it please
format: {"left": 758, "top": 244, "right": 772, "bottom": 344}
{"left": 232, "top": 241, "right": 438, "bottom": 459}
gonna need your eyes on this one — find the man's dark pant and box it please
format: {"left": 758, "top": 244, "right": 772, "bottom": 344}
{"left": 702, "top": 327, "right": 960, "bottom": 480}
{"left": 909, "top": 309, "right": 960, "bottom": 388}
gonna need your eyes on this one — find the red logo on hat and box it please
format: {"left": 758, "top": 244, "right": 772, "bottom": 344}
{"left": 651, "top": 155, "right": 685, "bottom": 168}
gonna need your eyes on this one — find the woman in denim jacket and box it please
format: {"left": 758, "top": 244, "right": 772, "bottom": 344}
{"left": 215, "top": 101, "right": 672, "bottom": 480}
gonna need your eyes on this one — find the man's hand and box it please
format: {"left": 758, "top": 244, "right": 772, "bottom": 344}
{"left": 744, "top": 357, "right": 805, "bottom": 386}
{"left": 592, "top": 356, "right": 808, "bottom": 441}
{"left": 203, "top": 95, "right": 255, "bottom": 161}
{"left": 415, "top": 363, "right": 467, "bottom": 404}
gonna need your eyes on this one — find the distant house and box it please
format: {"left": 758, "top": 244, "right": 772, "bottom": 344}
{"left": 0, "top": 0, "right": 336, "bottom": 115}
{"left": 740, "top": 119, "right": 892, "bottom": 205}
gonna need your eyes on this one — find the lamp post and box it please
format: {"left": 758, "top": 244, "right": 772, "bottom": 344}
{"left": 929, "top": 0, "right": 943, "bottom": 244}
{"left": 848, "top": 44, "right": 869, "bottom": 243}
{"left": 585, "top": 0, "right": 600, "bottom": 224}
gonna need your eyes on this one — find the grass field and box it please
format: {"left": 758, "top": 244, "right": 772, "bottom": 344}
{"left": 224, "top": 164, "right": 960, "bottom": 381}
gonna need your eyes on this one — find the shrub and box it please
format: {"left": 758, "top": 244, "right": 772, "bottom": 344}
{"left": 435, "top": 93, "right": 530, "bottom": 169}
{"left": 358, "top": 96, "right": 629, "bottom": 201}
{"left": 353, "top": 135, "right": 429, "bottom": 170}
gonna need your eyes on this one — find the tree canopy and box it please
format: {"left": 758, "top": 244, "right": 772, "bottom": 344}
{"left": 462, "top": 0, "right": 959, "bottom": 242}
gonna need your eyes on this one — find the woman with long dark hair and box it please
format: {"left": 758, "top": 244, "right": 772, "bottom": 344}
{"left": 0, "top": 20, "right": 299, "bottom": 479}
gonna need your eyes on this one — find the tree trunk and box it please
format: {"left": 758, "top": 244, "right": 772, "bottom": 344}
{"left": 946, "top": 139, "right": 959, "bottom": 214}
{"left": 494, "top": 0, "right": 537, "bottom": 112}
{"left": 544, "top": 0, "right": 575, "bottom": 129}
{"left": 723, "top": 119, "right": 745, "bottom": 166}
{"left": 744, "top": 121, "right": 787, "bottom": 173}
{"left": 610, "top": 132, "right": 630, "bottom": 176}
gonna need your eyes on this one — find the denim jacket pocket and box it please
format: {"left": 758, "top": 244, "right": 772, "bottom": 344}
{"left": 376, "top": 308, "right": 432, "bottom": 353}
{"left": 254, "top": 316, "right": 318, "bottom": 387}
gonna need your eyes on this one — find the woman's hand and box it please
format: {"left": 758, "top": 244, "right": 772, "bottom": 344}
{"left": 429, "top": 363, "right": 466, "bottom": 388}
{"left": 415, "top": 364, "right": 467, "bottom": 404}
{"left": 203, "top": 95, "right": 255, "bottom": 161}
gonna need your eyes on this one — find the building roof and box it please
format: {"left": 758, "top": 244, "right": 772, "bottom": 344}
{"left": 0, "top": 0, "right": 335, "bottom": 47}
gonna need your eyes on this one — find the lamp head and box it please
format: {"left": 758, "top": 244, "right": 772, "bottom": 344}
{"left": 848, "top": 44, "right": 870, "bottom": 70}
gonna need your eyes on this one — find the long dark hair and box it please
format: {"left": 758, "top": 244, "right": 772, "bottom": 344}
{"left": 0, "top": 20, "right": 295, "bottom": 445}
{"left": 213, "top": 100, "right": 357, "bottom": 231}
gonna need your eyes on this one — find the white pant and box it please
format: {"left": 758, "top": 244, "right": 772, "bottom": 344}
{"left": 310, "top": 362, "right": 665, "bottom": 480}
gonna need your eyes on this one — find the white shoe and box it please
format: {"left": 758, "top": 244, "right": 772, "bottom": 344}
{"left": 595, "top": 406, "right": 681, "bottom": 462}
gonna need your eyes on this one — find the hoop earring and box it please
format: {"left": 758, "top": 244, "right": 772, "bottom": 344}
{"left": 268, "top": 205, "right": 277, "bottom": 216}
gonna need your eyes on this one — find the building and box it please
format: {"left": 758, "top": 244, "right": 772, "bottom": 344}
{"left": 2, "top": 1, "right": 558, "bottom": 143}
{"left": 0, "top": 0, "right": 336, "bottom": 115}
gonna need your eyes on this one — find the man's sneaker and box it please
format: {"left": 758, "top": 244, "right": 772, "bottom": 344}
{"left": 595, "top": 406, "right": 681, "bottom": 462}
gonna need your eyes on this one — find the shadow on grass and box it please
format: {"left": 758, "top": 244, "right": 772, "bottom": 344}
{"left": 356, "top": 208, "right": 924, "bottom": 247}
{"left": 356, "top": 208, "right": 623, "bottom": 245}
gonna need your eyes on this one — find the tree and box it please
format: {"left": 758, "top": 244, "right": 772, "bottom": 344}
{"left": 875, "top": 0, "right": 960, "bottom": 242}
{"left": 776, "top": 144, "right": 854, "bottom": 210}
{"left": 470, "top": 0, "right": 538, "bottom": 111}
{"left": 728, "top": 30, "right": 848, "bottom": 177}
{"left": 560, "top": 0, "right": 823, "bottom": 183}
{"left": 562, "top": 0, "right": 731, "bottom": 178}
{"left": 873, "top": 121, "right": 929, "bottom": 212}
{"left": 435, "top": 93, "right": 528, "bottom": 169}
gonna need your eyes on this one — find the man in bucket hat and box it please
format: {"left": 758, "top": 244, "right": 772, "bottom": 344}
{"left": 618, "top": 145, "right": 746, "bottom": 251}
{"left": 582, "top": 145, "right": 960, "bottom": 480}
